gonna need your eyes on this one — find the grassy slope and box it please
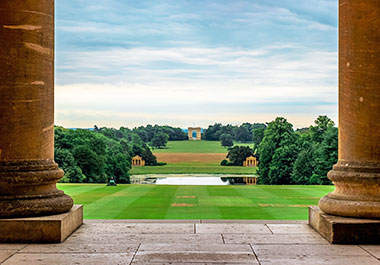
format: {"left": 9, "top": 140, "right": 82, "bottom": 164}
{"left": 130, "top": 140, "right": 257, "bottom": 175}
{"left": 153, "top": 140, "right": 254, "bottom": 153}
{"left": 59, "top": 184, "right": 333, "bottom": 220}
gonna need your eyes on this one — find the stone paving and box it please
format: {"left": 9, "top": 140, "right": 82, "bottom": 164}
{"left": 1, "top": 220, "right": 380, "bottom": 265}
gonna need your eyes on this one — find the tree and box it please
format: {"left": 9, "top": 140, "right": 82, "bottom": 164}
{"left": 220, "top": 133, "right": 234, "bottom": 147}
{"left": 55, "top": 148, "right": 85, "bottom": 183}
{"left": 252, "top": 123, "right": 267, "bottom": 149}
{"left": 226, "top": 146, "right": 254, "bottom": 166}
{"left": 72, "top": 145, "right": 105, "bottom": 183}
{"left": 151, "top": 133, "right": 169, "bottom": 149}
{"left": 291, "top": 136, "right": 315, "bottom": 184}
{"left": 310, "top": 115, "right": 335, "bottom": 143}
{"left": 268, "top": 143, "right": 299, "bottom": 184}
{"left": 235, "top": 126, "right": 251, "bottom": 142}
{"left": 204, "top": 123, "right": 223, "bottom": 140}
{"left": 310, "top": 126, "right": 338, "bottom": 184}
{"left": 140, "top": 143, "right": 158, "bottom": 166}
{"left": 257, "top": 117, "right": 297, "bottom": 184}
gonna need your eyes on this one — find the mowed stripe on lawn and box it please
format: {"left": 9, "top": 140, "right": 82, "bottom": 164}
{"left": 59, "top": 184, "right": 334, "bottom": 220}
{"left": 165, "top": 185, "right": 223, "bottom": 219}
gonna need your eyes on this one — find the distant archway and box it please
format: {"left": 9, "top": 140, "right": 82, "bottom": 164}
{"left": 188, "top": 127, "right": 201, "bottom": 140}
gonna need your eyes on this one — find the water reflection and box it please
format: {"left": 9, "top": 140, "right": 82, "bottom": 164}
{"left": 130, "top": 174, "right": 258, "bottom": 186}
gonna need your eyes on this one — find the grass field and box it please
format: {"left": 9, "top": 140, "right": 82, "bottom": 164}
{"left": 129, "top": 163, "right": 257, "bottom": 175}
{"left": 130, "top": 140, "right": 257, "bottom": 175}
{"left": 153, "top": 140, "right": 254, "bottom": 153}
{"left": 58, "top": 184, "right": 333, "bottom": 220}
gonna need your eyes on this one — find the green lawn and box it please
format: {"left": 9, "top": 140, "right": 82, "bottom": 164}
{"left": 58, "top": 184, "right": 333, "bottom": 220}
{"left": 153, "top": 140, "right": 254, "bottom": 153}
{"left": 130, "top": 162, "right": 257, "bottom": 175}
{"left": 134, "top": 140, "right": 257, "bottom": 175}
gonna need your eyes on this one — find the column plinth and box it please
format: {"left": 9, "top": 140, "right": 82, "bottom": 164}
{"left": 319, "top": 161, "right": 380, "bottom": 218}
{"left": 318, "top": 0, "right": 380, "bottom": 219}
{"left": 0, "top": 0, "right": 73, "bottom": 218}
{"left": 0, "top": 160, "right": 73, "bottom": 218}
{"left": 310, "top": 0, "right": 380, "bottom": 244}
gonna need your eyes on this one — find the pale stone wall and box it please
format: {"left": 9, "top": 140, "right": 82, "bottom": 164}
{"left": 188, "top": 127, "right": 202, "bottom": 140}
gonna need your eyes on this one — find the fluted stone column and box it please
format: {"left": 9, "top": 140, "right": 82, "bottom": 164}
{"left": 0, "top": 0, "right": 73, "bottom": 218}
{"left": 319, "top": 0, "right": 380, "bottom": 219}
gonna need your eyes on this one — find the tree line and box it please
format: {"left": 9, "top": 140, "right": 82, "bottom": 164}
{"left": 203, "top": 123, "right": 267, "bottom": 147}
{"left": 55, "top": 126, "right": 156, "bottom": 184}
{"left": 55, "top": 124, "right": 187, "bottom": 183}
{"left": 230, "top": 115, "right": 337, "bottom": 185}
{"left": 55, "top": 117, "right": 337, "bottom": 186}
{"left": 220, "top": 115, "right": 337, "bottom": 185}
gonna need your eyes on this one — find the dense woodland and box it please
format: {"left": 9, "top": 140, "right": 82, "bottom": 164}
{"left": 219, "top": 115, "right": 338, "bottom": 185}
{"left": 256, "top": 115, "right": 337, "bottom": 185}
{"left": 55, "top": 116, "right": 337, "bottom": 185}
{"left": 203, "top": 123, "right": 267, "bottom": 146}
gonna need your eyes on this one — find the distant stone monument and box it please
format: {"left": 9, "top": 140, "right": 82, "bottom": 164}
{"left": 188, "top": 127, "right": 201, "bottom": 140}
{"left": 132, "top": 155, "right": 145, "bottom": 167}
{"left": 243, "top": 156, "right": 258, "bottom": 167}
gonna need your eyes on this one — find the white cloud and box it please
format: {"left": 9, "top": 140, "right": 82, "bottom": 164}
{"left": 55, "top": 0, "right": 338, "bottom": 128}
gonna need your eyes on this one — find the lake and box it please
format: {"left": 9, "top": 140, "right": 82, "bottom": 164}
{"left": 130, "top": 174, "right": 258, "bottom": 185}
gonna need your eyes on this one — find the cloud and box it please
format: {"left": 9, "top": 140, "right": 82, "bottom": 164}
{"left": 55, "top": 0, "right": 338, "bottom": 128}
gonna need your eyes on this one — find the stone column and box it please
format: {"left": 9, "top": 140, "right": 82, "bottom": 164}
{"left": 0, "top": 0, "right": 73, "bottom": 218}
{"left": 319, "top": 0, "right": 380, "bottom": 219}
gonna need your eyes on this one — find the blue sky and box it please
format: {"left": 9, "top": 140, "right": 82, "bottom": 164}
{"left": 55, "top": 0, "right": 338, "bottom": 129}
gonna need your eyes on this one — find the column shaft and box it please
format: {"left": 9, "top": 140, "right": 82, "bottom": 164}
{"left": 319, "top": 0, "right": 380, "bottom": 218}
{"left": 0, "top": 0, "right": 73, "bottom": 217}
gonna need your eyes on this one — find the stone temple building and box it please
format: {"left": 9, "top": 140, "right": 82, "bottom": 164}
{"left": 0, "top": 0, "right": 380, "bottom": 263}
{"left": 243, "top": 156, "right": 258, "bottom": 167}
{"left": 131, "top": 155, "right": 145, "bottom": 167}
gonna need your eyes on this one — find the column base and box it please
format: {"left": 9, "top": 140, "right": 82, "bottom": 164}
{"left": 0, "top": 205, "right": 83, "bottom": 243}
{"left": 309, "top": 206, "right": 380, "bottom": 244}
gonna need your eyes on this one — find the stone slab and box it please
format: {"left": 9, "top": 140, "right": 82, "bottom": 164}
{"left": 201, "top": 219, "right": 307, "bottom": 224}
{"left": 0, "top": 252, "right": 15, "bottom": 263}
{"left": 258, "top": 256, "right": 380, "bottom": 265}
{"left": 196, "top": 224, "right": 271, "bottom": 234}
{"left": 309, "top": 206, "right": 380, "bottom": 244}
{"left": 267, "top": 224, "right": 319, "bottom": 234}
{"left": 76, "top": 223, "right": 195, "bottom": 235}
{"left": 139, "top": 243, "right": 253, "bottom": 253}
{"left": 254, "top": 244, "right": 380, "bottom": 265}
{"left": 253, "top": 244, "right": 370, "bottom": 258}
{"left": 223, "top": 233, "right": 328, "bottom": 245}
{"left": 360, "top": 245, "right": 380, "bottom": 259}
{"left": 0, "top": 205, "right": 83, "bottom": 243}
{"left": 20, "top": 243, "right": 139, "bottom": 253}
{"left": 2, "top": 253, "right": 134, "bottom": 265}
{"left": 132, "top": 252, "right": 258, "bottom": 264}
{"left": 0, "top": 244, "right": 26, "bottom": 251}
{"left": 134, "top": 244, "right": 257, "bottom": 264}
{"left": 64, "top": 233, "right": 223, "bottom": 244}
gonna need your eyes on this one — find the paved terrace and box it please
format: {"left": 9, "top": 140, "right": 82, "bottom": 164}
{"left": 1, "top": 220, "right": 380, "bottom": 265}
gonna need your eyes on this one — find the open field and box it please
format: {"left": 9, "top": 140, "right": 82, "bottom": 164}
{"left": 153, "top": 140, "right": 254, "bottom": 153}
{"left": 129, "top": 163, "right": 257, "bottom": 175}
{"left": 58, "top": 184, "right": 333, "bottom": 220}
{"left": 154, "top": 153, "right": 227, "bottom": 163}
{"left": 131, "top": 140, "right": 257, "bottom": 175}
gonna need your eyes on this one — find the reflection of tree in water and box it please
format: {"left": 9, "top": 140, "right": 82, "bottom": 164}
{"left": 220, "top": 177, "right": 246, "bottom": 185}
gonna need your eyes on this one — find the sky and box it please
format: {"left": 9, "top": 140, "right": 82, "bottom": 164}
{"left": 55, "top": 0, "right": 338, "bottom": 129}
